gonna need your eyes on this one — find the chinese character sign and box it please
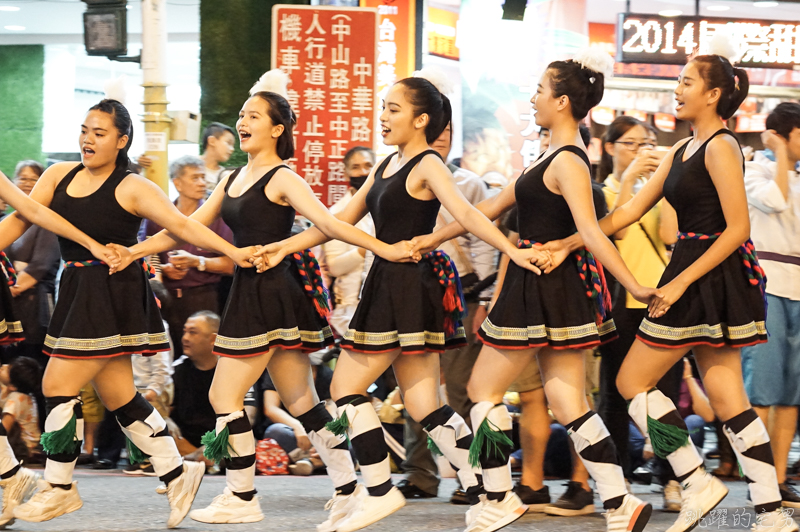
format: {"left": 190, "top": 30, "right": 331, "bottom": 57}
{"left": 272, "top": 6, "right": 379, "bottom": 206}
{"left": 359, "top": 0, "right": 416, "bottom": 98}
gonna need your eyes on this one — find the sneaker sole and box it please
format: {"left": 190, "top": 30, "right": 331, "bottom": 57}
{"left": 190, "top": 511, "right": 265, "bottom": 524}
{"left": 629, "top": 502, "right": 653, "bottom": 532}
{"left": 123, "top": 470, "right": 145, "bottom": 476}
{"left": 544, "top": 504, "right": 595, "bottom": 516}
{"left": 674, "top": 482, "right": 729, "bottom": 532}
{"left": 478, "top": 504, "right": 528, "bottom": 532}
{"left": 782, "top": 501, "right": 800, "bottom": 509}
{"left": 14, "top": 498, "right": 83, "bottom": 522}
{"left": 524, "top": 503, "right": 550, "bottom": 513}
{"left": 336, "top": 495, "right": 406, "bottom": 532}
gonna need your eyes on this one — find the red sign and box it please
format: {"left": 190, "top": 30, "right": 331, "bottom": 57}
{"left": 360, "top": 0, "right": 416, "bottom": 94}
{"left": 654, "top": 113, "right": 676, "bottom": 132}
{"left": 624, "top": 109, "right": 648, "bottom": 122}
{"left": 591, "top": 106, "right": 616, "bottom": 126}
{"left": 735, "top": 113, "right": 768, "bottom": 133}
{"left": 271, "top": 5, "right": 379, "bottom": 206}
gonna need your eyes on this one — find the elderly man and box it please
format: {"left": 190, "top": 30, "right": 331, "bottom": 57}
{"left": 321, "top": 146, "right": 376, "bottom": 336}
{"left": 141, "top": 156, "right": 234, "bottom": 360}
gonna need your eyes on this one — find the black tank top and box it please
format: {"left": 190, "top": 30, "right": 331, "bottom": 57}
{"left": 514, "top": 145, "right": 592, "bottom": 242}
{"left": 49, "top": 164, "right": 142, "bottom": 261}
{"left": 220, "top": 165, "right": 294, "bottom": 247}
{"left": 663, "top": 129, "right": 741, "bottom": 235}
{"left": 366, "top": 150, "right": 442, "bottom": 244}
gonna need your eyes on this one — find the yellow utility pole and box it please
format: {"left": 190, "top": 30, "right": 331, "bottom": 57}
{"left": 141, "top": 0, "right": 170, "bottom": 193}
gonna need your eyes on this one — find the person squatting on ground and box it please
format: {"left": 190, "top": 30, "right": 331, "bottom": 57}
{"left": 415, "top": 47, "right": 660, "bottom": 532}
{"left": 0, "top": 81, "right": 254, "bottom": 527}
{"left": 252, "top": 71, "right": 547, "bottom": 531}
{"left": 124, "top": 70, "right": 417, "bottom": 531}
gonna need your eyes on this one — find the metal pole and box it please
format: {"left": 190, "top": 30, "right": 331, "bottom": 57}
{"left": 141, "top": 0, "right": 170, "bottom": 193}
{"left": 695, "top": 0, "right": 700, "bottom": 16}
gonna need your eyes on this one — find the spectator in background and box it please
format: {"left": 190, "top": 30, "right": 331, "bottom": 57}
{"left": 461, "top": 109, "right": 513, "bottom": 197}
{"left": 3, "top": 161, "right": 60, "bottom": 368}
{"left": 201, "top": 122, "right": 236, "bottom": 196}
{"left": 321, "top": 146, "right": 375, "bottom": 337}
{"left": 741, "top": 102, "right": 800, "bottom": 507}
{"left": 166, "top": 311, "right": 221, "bottom": 469}
{"left": 141, "top": 156, "right": 234, "bottom": 361}
{"left": 0, "top": 357, "right": 41, "bottom": 462}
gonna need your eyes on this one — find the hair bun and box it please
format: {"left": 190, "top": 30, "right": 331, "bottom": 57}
{"left": 413, "top": 65, "right": 455, "bottom": 95}
{"left": 103, "top": 75, "right": 128, "bottom": 104}
{"left": 250, "top": 69, "right": 289, "bottom": 98}
{"left": 572, "top": 45, "right": 615, "bottom": 80}
{"left": 707, "top": 32, "right": 741, "bottom": 63}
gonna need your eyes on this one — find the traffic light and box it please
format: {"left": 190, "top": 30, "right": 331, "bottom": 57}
{"left": 82, "top": 0, "right": 128, "bottom": 57}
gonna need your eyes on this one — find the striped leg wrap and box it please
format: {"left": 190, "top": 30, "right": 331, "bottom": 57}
{"left": 566, "top": 411, "right": 627, "bottom": 509}
{"left": 204, "top": 411, "right": 256, "bottom": 500}
{"left": 42, "top": 396, "right": 83, "bottom": 486}
{"left": 332, "top": 395, "right": 392, "bottom": 497}
{"left": 422, "top": 405, "right": 482, "bottom": 502}
{"left": 296, "top": 402, "right": 357, "bottom": 494}
{"left": 629, "top": 389, "right": 702, "bottom": 481}
{"left": 114, "top": 393, "right": 183, "bottom": 485}
{"left": 469, "top": 402, "right": 513, "bottom": 501}
{"left": 0, "top": 423, "right": 20, "bottom": 479}
{"left": 723, "top": 409, "right": 781, "bottom": 514}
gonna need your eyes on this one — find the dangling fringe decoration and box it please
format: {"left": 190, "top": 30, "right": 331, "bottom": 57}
{"left": 422, "top": 250, "right": 467, "bottom": 337}
{"left": 325, "top": 411, "right": 350, "bottom": 437}
{"left": 126, "top": 437, "right": 150, "bottom": 464}
{"left": 427, "top": 435, "right": 443, "bottom": 457}
{"left": 468, "top": 417, "right": 514, "bottom": 468}
{"left": 40, "top": 415, "right": 78, "bottom": 455}
{"left": 201, "top": 426, "right": 238, "bottom": 462}
{"left": 0, "top": 252, "right": 17, "bottom": 286}
{"left": 291, "top": 250, "right": 332, "bottom": 320}
{"left": 647, "top": 415, "right": 690, "bottom": 458}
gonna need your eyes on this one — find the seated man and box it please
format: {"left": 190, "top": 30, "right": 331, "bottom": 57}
{"left": 166, "top": 311, "right": 221, "bottom": 468}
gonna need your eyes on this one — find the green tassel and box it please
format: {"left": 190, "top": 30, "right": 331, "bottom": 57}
{"left": 40, "top": 414, "right": 79, "bottom": 455}
{"left": 467, "top": 417, "right": 513, "bottom": 468}
{"left": 325, "top": 411, "right": 350, "bottom": 437}
{"left": 126, "top": 438, "right": 149, "bottom": 464}
{"left": 739, "top": 462, "right": 744, "bottom": 479}
{"left": 201, "top": 427, "right": 236, "bottom": 462}
{"left": 647, "top": 415, "right": 690, "bottom": 458}
{"left": 427, "top": 435, "right": 443, "bottom": 457}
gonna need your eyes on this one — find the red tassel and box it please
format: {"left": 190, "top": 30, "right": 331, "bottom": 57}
{"left": 443, "top": 284, "right": 457, "bottom": 313}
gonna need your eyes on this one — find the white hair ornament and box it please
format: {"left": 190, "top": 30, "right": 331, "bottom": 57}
{"left": 250, "top": 69, "right": 290, "bottom": 99}
{"left": 707, "top": 31, "right": 741, "bottom": 64}
{"left": 103, "top": 75, "right": 128, "bottom": 104}
{"left": 413, "top": 65, "right": 456, "bottom": 95}
{"left": 572, "top": 45, "right": 615, "bottom": 81}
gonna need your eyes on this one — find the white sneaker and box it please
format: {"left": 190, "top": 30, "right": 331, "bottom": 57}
{"left": 666, "top": 470, "right": 729, "bottom": 532}
{"left": 0, "top": 467, "right": 39, "bottom": 526}
{"left": 465, "top": 491, "right": 527, "bottom": 532}
{"left": 604, "top": 494, "right": 652, "bottom": 532}
{"left": 752, "top": 508, "right": 800, "bottom": 532}
{"left": 12, "top": 480, "right": 83, "bottom": 522}
{"left": 317, "top": 483, "right": 366, "bottom": 532}
{"left": 165, "top": 461, "right": 205, "bottom": 528}
{"left": 189, "top": 487, "right": 263, "bottom": 524}
{"left": 335, "top": 486, "right": 406, "bottom": 532}
{"left": 663, "top": 480, "right": 682, "bottom": 512}
{"left": 465, "top": 495, "right": 487, "bottom": 528}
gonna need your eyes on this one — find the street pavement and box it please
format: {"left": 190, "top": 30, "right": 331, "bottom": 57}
{"left": 5, "top": 470, "right": 764, "bottom": 532}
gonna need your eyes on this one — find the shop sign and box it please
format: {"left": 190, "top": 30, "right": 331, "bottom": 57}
{"left": 360, "top": 0, "right": 416, "bottom": 96}
{"left": 618, "top": 14, "right": 800, "bottom": 69}
{"left": 624, "top": 109, "right": 648, "bottom": 121}
{"left": 428, "top": 6, "right": 459, "bottom": 61}
{"left": 272, "top": 5, "right": 378, "bottom": 206}
{"left": 654, "top": 113, "right": 676, "bottom": 132}
{"left": 735, "top": 113, "right": 768, "bottom": 133}
{"left": 591, "top": 106, "right": 616, "bottom": 126}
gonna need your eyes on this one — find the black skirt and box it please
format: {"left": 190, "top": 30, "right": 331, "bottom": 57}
{"left": 0, "top": 275, "right": 24, "bottom": 346}
{"left": 341, "top": 258, "right": 467, "bottom": 355}
{"left": 637, "top": 239, "right": 767, "bottom": 348}
{"left": 214, "top": 260, "right": 334, "bottom": 357}
{"left": 478, "top": 257, "right": 617, "bottom": 350}
{"left": 44, "top": 264, "right": 169, "bottom": 358}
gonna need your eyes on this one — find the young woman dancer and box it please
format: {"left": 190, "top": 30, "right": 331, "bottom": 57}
{"left": 0, "top": 98, "right": 253, "bottom": 528}
{"left": 253, "top": 76, "right": 548, "bottom": 532}
{"left": 541, "top": 44, "right": 798, "bottom": 532}
{"left": 0, "top": 171, "right": 124, "bottom": 525}
{"left": 120, "top": 71, "right": 418, "bottom": 530}
{"left": 414, "top": 48, "right": 660, "bottom": 532}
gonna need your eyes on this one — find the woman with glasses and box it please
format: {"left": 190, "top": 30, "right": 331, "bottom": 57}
{"left": 596, "top": 117, "right": 681, "bottom": 509}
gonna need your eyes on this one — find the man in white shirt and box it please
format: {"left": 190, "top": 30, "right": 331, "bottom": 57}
{"left": 742, "top": 102, "right": 800, "bottom": 508}
{"left": 322, "top": 147, "right": 376, "bottom": 337}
